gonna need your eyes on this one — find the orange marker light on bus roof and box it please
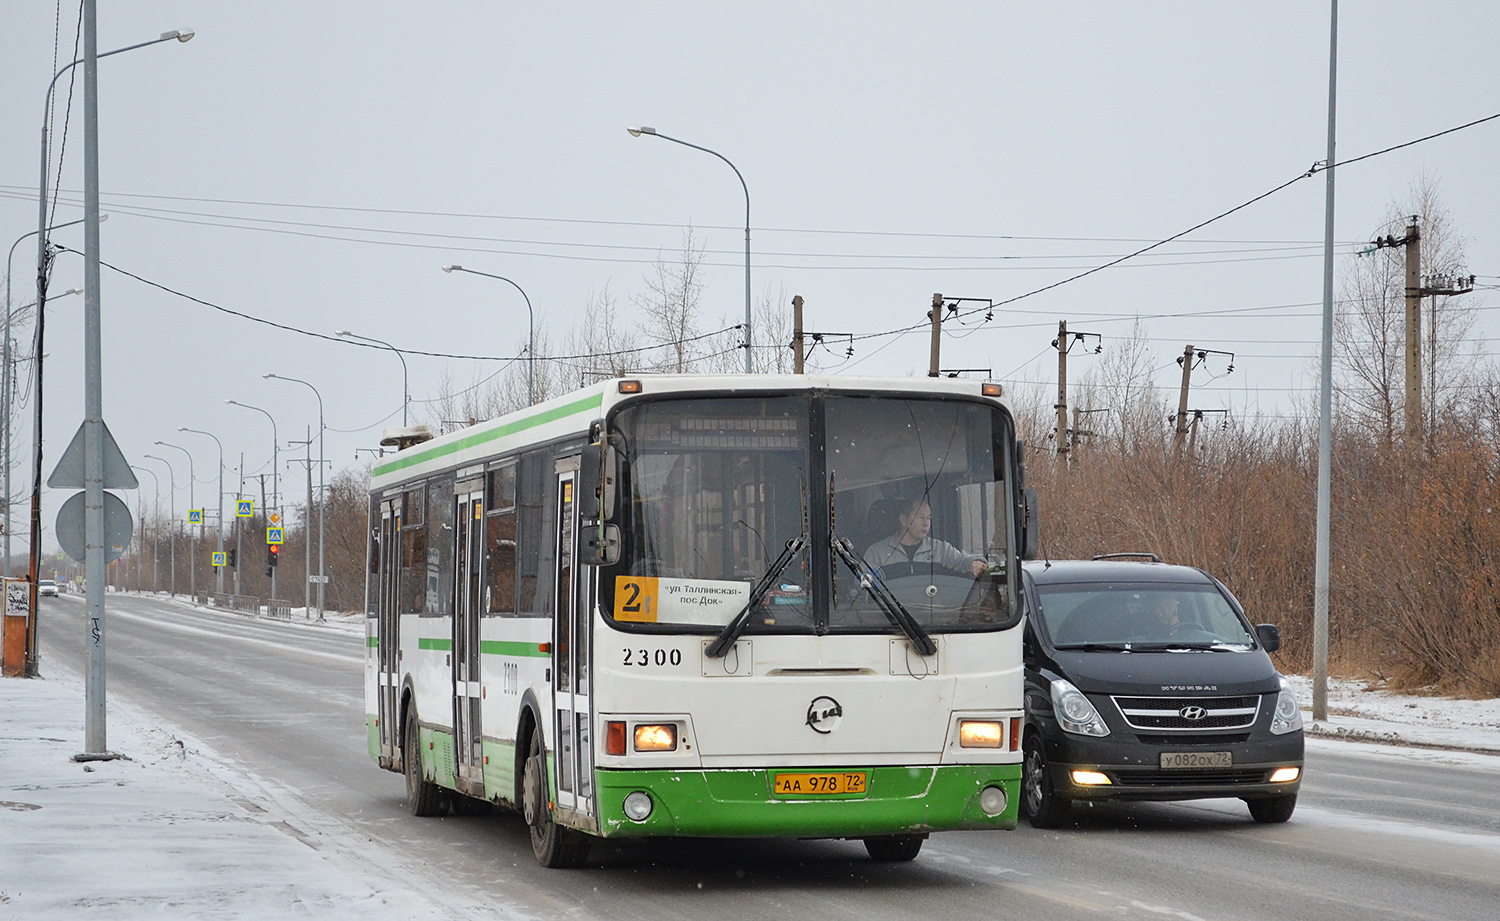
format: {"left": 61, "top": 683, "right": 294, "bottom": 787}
{"left": 982, "top": 382, "right": 1003, "bottom": 397}
{"left": 618, "top": 379, "right": 643, "bottom": 394}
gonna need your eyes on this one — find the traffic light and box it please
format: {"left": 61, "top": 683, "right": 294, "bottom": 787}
{"left": 226, "top": 548, "right": 238, "bottom": 570}
{"left": 266, "top": 543, "right": 279, "bottom": 577}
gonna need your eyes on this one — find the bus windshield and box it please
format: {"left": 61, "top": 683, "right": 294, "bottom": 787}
{"left": 604, "top": 393, "right": 1016, "bottom": 635}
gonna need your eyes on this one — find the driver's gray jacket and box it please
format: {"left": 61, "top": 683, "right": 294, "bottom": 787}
{"left": 863, "top": 535, "right": 976, "bottom": 575}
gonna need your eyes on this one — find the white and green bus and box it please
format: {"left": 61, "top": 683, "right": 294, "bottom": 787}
{"left": 364, "top": 374, "right": 1037, "bottom": 866}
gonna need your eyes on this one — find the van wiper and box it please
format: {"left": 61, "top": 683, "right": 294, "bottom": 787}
{"left": 1130, "top": 641, "right": 1236, "bottom": 651}
{"left": 706, "top": 534, "right": 807, "bottom": 658}
{"left": 1054, "top": 641, "right": 1133, "bottom": 651}
{"left": 831, "top": 536, "right": 937, "bottom": 656}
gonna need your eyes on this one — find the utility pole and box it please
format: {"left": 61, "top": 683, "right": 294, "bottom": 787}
{"left": 927, "top": 293, "right": 944, "bottom": 377}
{"left": 1403, "top": 219, "right": 1422, "bottom": 439}
{"left": 792, "top": 295, "right": 805, "bottom": 374}
{"left": 1055, "top": 321, "right": 1069, "bottom": 472}
{"left": 1174, "top": 344, "right": 1195, "bottom": 455}
{"left": 1424, "top": 271, "right": 1476, "bottom": 434}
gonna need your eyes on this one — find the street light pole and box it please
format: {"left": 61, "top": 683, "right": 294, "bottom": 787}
{"left": 265, "top": 373, "right": 324, "bottom": 618}
{"left": 142, "top": 454, "right": 176, "bottom": 596}
{"left": 129, "top": 464, "right": 159, "bottom": 593}
{"left": 27, "top": 26, "right": 191, "bottom": 684}
{"left": 179, "top": 427, "right": 224, "bottom": 595}
{"left": 334, "top": 330, "right": 408, "bottom": 426}
{"left": 441, "top": 266, "right": 535, "bottom": 404}
{"left": 627, "top": 126, "right": 753, "bottom": 374}
{"left": 226, "top": 399, "right": 279, "bottom": 601}
{"left": 155, "top": 441, "right": 195, "bottom": 600}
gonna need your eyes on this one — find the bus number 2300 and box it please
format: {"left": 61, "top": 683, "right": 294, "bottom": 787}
{"left": 622, "top": 647, "right": 683, "bottom": 668}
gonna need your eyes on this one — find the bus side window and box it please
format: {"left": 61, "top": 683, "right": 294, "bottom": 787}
{"left": 400, "top": 486, "right": 426, "bottom": 616}
{"left": 517, "top": 450, "right": 553, "bottom": 618}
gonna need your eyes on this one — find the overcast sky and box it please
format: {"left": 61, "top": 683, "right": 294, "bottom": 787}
{"left": 3, "top": 2, "right": 1497, "bottom": 548}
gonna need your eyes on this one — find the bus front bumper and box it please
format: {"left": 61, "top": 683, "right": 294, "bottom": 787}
{"left": 595, "top": 764, "right": 1020, "bottom": 838}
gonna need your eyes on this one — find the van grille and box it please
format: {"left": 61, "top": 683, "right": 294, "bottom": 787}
{"left": 1111, "top": 694, "right": 1261, "bottom": 732}
{"left": 1108, "top": 768, "right": 1272, "bottom": 787}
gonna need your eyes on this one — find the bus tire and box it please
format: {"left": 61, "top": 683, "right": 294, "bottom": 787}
{"left": 1245, "top": 793, "right": 1297, "bottom": 824}
{"left": 403, "top": 703, "right": 444, "bottom": 817}
{"left": 1022, "top": 735, "right": 1071, "bottom": 829}
{"left": 523, "top": 730, "right": 590, "bottom": 868}
{"left": 863, "top": 834, "right": 924, "bottom": 862}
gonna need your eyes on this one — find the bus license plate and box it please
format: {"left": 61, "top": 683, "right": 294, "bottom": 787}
{"left": 1160, "top": 751, "right": 1232, "bottom": 769}
{"left": 773, "top": 772, "right": 867, "bottom": 796}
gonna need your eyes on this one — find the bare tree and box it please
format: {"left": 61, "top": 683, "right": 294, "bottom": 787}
{"left": 1335, "top": 174, "right": 1478, "bottom": 443}
{"left": 637, "top": 228, "right": 707, "bottom": 373}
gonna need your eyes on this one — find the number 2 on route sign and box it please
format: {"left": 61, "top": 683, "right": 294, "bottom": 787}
{"left": 266, "top": 527, "right": 284, "bottom": 545}
{"left": 236, "top": 499, "right": 254, "bottom": 518}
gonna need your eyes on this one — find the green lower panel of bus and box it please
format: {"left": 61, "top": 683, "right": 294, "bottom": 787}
{"left": 595, "top": 764, "right": 1021, "bottom": 838}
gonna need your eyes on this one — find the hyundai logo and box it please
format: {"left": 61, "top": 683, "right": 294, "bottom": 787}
{"left": 1179, "top": 705, "right": 1208, "bottom": 721}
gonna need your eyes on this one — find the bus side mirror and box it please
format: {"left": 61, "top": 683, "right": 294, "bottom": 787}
{"left": 1255, "top": 623, "right": 1281, "bottom": 652}
{"left": 1020, "top": 487, "right": 1039, "bottom": 561}
{"left": 582, "top": 523, "right": 620, "bottom": 566}
{"left": 579, "top": 440, "right": 618, "bottom": 521}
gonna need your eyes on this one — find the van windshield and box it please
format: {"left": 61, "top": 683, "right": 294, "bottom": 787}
{"left": 1035, "top": 582, "right": 1253, "bottom": 648}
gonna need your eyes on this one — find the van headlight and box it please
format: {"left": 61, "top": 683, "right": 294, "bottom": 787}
{"left": 1270, "top": 676, "right": 1303, "bottom": 735}
{"left": 1051, "top": 679, "right": 1110, "bottom": 737}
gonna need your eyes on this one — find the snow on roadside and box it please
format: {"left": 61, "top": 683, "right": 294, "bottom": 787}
{"left": 0, "top": 667, "right": 508, "bottom": 920}
{"left": 1286, "top": 674, "right": 1500, "bottom": 754}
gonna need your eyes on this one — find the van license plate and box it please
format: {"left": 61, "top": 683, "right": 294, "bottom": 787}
{"left": 773, "top": 772, "right": 867, "bottom": 795}
{"left": 1161, "top": 751, "right": 1232, "bottom": 769}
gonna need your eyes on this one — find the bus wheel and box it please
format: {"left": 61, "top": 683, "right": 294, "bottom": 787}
{"left": 864, "top": 834, "right": 924, "bottom": 862}
{"left": 522, "top": 730, "right": 590, "bottom": 868}
{"left": 1021, "top": 736, "right": 1070, "bottom": 829}
{"left": 404, "top": 704, "right": 443, "bottom": 817}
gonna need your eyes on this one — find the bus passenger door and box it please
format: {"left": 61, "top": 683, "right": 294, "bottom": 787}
{"left": 453, "top": 480, "right": 485, "bottom": 792}
{"left": 552, "top": 456, "right": 594, "bottom": 821}
{"left": 377, "top": 498, "right": 401, "bottom": 764}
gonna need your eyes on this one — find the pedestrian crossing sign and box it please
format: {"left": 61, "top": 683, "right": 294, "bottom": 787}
{"left": 236, "top": 499, "right": 254, "bottom": 517}
{"left": 267, "top": 527, "right": 284, "bottom": 545}
{"left": 188, "top": 509, "right": 203, "bottom": 524}
{"left": 212, "top": 551, "right": 226, "bottom": 567}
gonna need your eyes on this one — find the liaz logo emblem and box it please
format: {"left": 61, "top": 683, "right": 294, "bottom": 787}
{"left": 806, "top": 696, "right": 843, "bottom": 734}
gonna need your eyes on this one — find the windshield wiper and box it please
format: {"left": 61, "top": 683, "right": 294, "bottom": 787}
{"left": 1129, "top": 641, "right": 1239, "bottom": 651}
{"left": 831, "top": 536, "right": 937, "bottom": 656}
{"left": 1054, "top": 641, "right": 1134, "bottom": 651}
{"left": 706, "top": 534, "right": 807, "bottom": 658}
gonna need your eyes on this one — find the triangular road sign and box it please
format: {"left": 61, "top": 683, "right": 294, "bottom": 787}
{"left": 47, "top": 420, "right": 138, "bottom": 489}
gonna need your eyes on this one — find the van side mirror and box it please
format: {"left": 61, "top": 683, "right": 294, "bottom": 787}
{"left": 578, "top": 438, "right": 618, "bottom": 521}
{"left": 1255, "top": 623, "right": 1281, "bottom": 652}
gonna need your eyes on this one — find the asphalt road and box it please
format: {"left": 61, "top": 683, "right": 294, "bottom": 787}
{"left": 39, "top": 593, "right": 1500, "bottom": 920}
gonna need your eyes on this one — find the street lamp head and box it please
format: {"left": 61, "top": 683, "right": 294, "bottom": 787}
{"left": 163, "top": 29, "right": 195, "bottom": 42}
{"left": 441, "top": 264, "right": 460, "bottom": 273}
{"left": 627, "top": 126, "right": 657, "bottom": 137}
{"left": 262, "top": 373, "right": 275, "bottom": 380}
{"left": 334, "top": 330, "right": 350, "bottom": 337}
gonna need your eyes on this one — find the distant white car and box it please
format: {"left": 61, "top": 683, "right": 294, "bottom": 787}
{"left": 38, "top": 580, "right": 58, "bottom": 597}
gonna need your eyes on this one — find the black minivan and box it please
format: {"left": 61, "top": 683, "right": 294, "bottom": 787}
{"left": 1020, "top": 557, "right": 1303, "bottom": 827}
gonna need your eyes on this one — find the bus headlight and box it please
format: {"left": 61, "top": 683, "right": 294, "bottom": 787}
{"left": 634, "top": 724, "right": 678, "bottom": 752}
{"left": 1051, "top": 679, "right": 1110, "bottom": 737}
{"left": 623, "top": 791, "right": 654, "bottom": 821}
{"left": 1270, "top": 677, "right": 1304, "bottom": 735}
{"left": 959, "top": 720, "right": 1004, "bottom": 748}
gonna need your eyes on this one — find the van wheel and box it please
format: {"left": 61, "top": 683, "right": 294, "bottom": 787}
{"left": 522, "top": 730, "right": 590, "bottom": 868}
{"left": 403, "top": 704, "right": 443, "bottom": 817}
{"left": 1022, "top": 736, "right": 1071, "bottom": 828}
{"left": 864, "top": 834, "right": 925, "bottom": 861}
{"left": 1245, "top": 793, "right": 1297, "bottom": 824}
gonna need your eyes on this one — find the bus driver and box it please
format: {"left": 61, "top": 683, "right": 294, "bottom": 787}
{"left": 863, "top": 498, "right": 986, "bottom": 579}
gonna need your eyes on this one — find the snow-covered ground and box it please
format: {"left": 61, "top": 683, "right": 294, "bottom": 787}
{"left": 4, "top": 599, "right": 1498, "bottom": 917}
